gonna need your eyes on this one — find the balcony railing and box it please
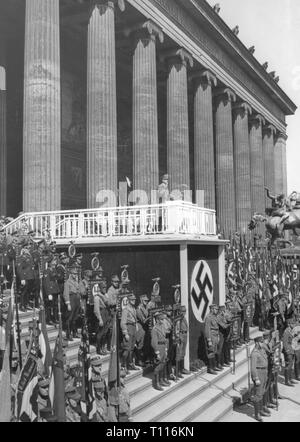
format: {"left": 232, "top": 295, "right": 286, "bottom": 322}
{"left": 3, "top": 201, "right": 217, "bottom": 241}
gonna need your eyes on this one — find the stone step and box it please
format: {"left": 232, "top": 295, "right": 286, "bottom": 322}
{"left": 188, "top": 356, "right": 252, "bottom": 422}
{"left": 158, "top": 346, "right": 251, "bottom": 423}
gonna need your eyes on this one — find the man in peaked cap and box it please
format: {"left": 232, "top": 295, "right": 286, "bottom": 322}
{"left": 204, "top": 304, "right": 221, "bottom": 374}
{"left": 250, "top": 331, "right": 269, "bottom": 421}
{"left": 151, "top": 311, "right": 168, "bottom": 391}
{"left": 94, "top": 280, "right": 110, "bottom": 356}
{"left": 65, "top": 385, "right": 82, "bottom": 422}
{"left": 63, "top": 266, "right": 85, "bottom": 341}
{"left": 282, "top": 318, "right": 296, "bottom": 387}
{"left": 135, "top": 294, "right": 150, "bottom": 367}
{"left": 178, "top": 305, "right": 190, "bottom": 377}
{"left": 120, "top": 293, "right": 138, "bottom": 372}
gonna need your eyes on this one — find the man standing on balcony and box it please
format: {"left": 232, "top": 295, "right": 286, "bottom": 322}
{"left": 157, "top": 174, "right": 170, "bottom": 203}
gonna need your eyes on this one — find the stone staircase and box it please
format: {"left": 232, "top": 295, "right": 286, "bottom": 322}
{"left": 18, "top": 309, "right": 257, "bottom": 422}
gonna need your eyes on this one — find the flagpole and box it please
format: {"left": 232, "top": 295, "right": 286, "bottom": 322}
{"left": 12, "top": 260, "right": 22, "bottom": 370}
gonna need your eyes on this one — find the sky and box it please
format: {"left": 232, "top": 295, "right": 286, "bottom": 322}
{"left": 206, "top": 0, "right": 300, "bottom": 194}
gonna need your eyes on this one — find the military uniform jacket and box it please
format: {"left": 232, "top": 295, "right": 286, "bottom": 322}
{"left": 56, "top": 264, "right": 66, "bottom": 284}
{"left": 136, "top": 304, "right": 149, "bottom": 328}
{"left": 43, "top": 268, "right": 60, "bottom": 296}
{"left": 65, "top": 405, "right": 81, "bottom": 422}
{"left": 250, "top": 348, "right": 268, "bottom": 381}
{"left": 17, "top": 253, "right": 36, "bottom": 281}
{"left": 216, "top": 312, "right": 230, "bottom": 332}
{"left": 94, "top": 294, "right": 108, "bottom": 323}
{"left": 107, "top": 286, "right": 121, "bottom": 308}
{"left": 121, "top": 304, "right": 137, "bottom": 335}
{"left": 282, "top": 327, "right": 295, "bottom": 355}
{"left": 151, "top": 324, "right": 167, "bottom": 355}
{"left": 63, "top": 278, "right": 85, "bottom": 304}
{"left": 204, "top": 313, "right": 220, "bottom": 343}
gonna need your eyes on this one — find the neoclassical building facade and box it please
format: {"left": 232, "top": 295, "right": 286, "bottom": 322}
{"left": 0, "top": 0, "right": 297, "bottom": 236}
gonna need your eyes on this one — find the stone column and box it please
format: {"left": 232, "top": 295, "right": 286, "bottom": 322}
{"left": 233, "top": 102, "right": 252, "bottom": 233}
{"left": 214, "top": 88, "right": 236, "bottom": 236}
{"left": 249, "top": 114, "right": 266, "bottom": 215}
{"left": 87, "top": 0, "right": 125, "bottom": 208}
{"left": 23, "top": 0, "right": 61, "bottom": 212}
{"left": 274, "top": 132, "right": 288, "bottom": 195}
{"left": 164, "top": 48, "right": 193, "bottom": 192}
{"left": 0, "top": 89, "right": 6, "bottom": 215}
{"left": 125, "top": 21, "right": 163, "bottom": 197}
{"left": 192, "top": 70, "right": 217, "bottom": 209}
{"left": 263, "top": 124, "right": 276, "bottom": 207}
{"left": 281, "top": 136, "right": 288, "bottom": 196}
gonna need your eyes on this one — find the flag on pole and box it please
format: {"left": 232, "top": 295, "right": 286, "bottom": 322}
{"left": 0, "top": 288, "right": 14, "bottom": 422}
{"left": 38, "top": 306, "right": 52, "bottom": 378}
{"left": 49, "top": 330, "right": 66, "bottom": 422}
{"left": 108, "top": 311, "right": 119, "bottom": 406}
{"left": 15, "top": 350, "right": 39, "bottom": 422}
{"left": 77, "top": 325, "right": 96, "bottom": 422}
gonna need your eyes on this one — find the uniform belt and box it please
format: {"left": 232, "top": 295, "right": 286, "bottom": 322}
{"left": 157, "top": 341, "right": 166, "bottom": 345}
{"left": 256, "top": 367, "right": 267, "bottom": 370}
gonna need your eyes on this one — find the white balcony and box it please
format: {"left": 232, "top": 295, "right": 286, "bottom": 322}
{"left": 3, "top": 201, "right": 217, "bottom": 244}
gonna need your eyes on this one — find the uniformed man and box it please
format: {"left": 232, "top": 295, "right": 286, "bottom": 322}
{"left": 151, "top": 312, "right": 168, "bottom": 391}
{"left": 261, "top": 330, "right": 277, "bottom": 412}
{"left": 216, "top": 305, "right": 231, "bottom": 368}
{"left": 63, "top": 267, "right": 85, "bottom": 341}
{"left": 178, "top": 305, "right": 190, "bottom": 377}
{"left": 204, "top": 304, "right": 221, "bottom": 374}
{"left": 65, "top": 385, "right": 82, "bottom": 422}
{"left": 135, "top": 294, "right": 150, "bottom": 367}
{"left": 107, "top": 274, "right": 122, "bottom": 309}
{"left": 94, "top": 280, "right": 110, "bottom": 355}
{"left": 162, "top": 308, "right": 173, "bottom": 384}
{"left": 43, "top": 260, "right": 60, "bottom": 325}
{"left": 157, "top": 174, "right": 170, "bottom": 203}
{"left": 37, "top": 378, "right": 51, "bottom": 417}
{"left": 250, "top": 331, "right": 269, "bottom": 422}
{"left": 277, "top": 292, "right": 288, "bottom": 338}
{"left": 120, "top": 293, "right": 138, "bottom": 372}
{"left": 16, "top": 246, "right": 37, "bottom": 311}
{"left": 90, "top": 357, "right": 108, "bottom": 422}
{"left": 282, "top": 318, "right": 296, "bottom": 386}
{"left": 56, "top": 252, "right": 68, "bottom": 294}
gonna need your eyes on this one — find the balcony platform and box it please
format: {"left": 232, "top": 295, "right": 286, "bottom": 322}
{"left": 4, "top": 201, "right": 222, "bottom": 247}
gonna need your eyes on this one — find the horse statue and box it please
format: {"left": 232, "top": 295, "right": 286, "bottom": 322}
{"left": 248, "top": 190, "right": 300, "bottom": 244}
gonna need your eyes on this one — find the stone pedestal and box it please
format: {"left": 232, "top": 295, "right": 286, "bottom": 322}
{"left": 87, "top": 1, "right": 124, "bottom": 207}
{"left": 249, "top": 114, "right": 265, "bottom": 216}
{"left": 214, "top": 88, "right": 236, "bottom": 236}
{"left": 165, "top": 48, "right": 193, "bottom": 192}
{"left": 263, "top": 124, "right": 276, "bottom": 207}
{"left": 193, "top": 70, "right": 216, "bottom": 209}
{"left": 128, "top": 21, "right": 163, "bottom": 197}
{"left": 0, "top": 90, "right": 6, "bottom": 215}
{"left": 23, "top": 0, "right": 61, "bottom": 211}
{"left": 233, "top": 102, "right": 252, "bottom": 233}
{"left": 274, "top": 132, "right": 288, "bottom": 196}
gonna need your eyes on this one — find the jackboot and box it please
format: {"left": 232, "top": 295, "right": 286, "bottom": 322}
{"left": 153, "top": 373, "right": 163, "bottom": 391}
{"left": 161, "top": 367, "right": 171, "bottom": 386}
{"left": 260, "top": 400, "right": 270, "bottom": 417}
{"left": 289, "top": 368, "right": 297, "bottom": 384}
{"left": 295, "top": 363, "right": 300, "bottom": 381}
{"left": 254, "top": 402, "right": 263, "bottom": 422}
{"left": 285, "top": 369, "right": 294, "bottom": 387}
{"left": 207, "top": 358, "right": 217, "bottom": 375}
{"left": 213, "top": 356, "right": 222, "bottom": 372}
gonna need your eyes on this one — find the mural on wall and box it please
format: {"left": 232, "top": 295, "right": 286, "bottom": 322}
{"left": 61, "top": 70, "right": 86, "bottom": 209}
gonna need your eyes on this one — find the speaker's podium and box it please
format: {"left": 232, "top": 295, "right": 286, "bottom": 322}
{"left": 4, "top": 201, "right": 227, "bottom": 370}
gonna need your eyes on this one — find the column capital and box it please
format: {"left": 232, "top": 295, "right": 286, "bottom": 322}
{"left": 262, "top": 123, "right": 276, "bottom": 137}
{"left": 213, "top": 87, "right": 236, "bottom": 104}
{"left": 190, "top": 69, "right": 217, "bottom": 88}
{"left": 124, "top": 20, "right": 164, "bottom": 43}
{"left": 160, "top": 48, "right": 194, "bottom": 69}
{"left": 92, "top": 0, "right": 125, "bottom": 14}
{"left": 275, "top": 131, "right": 288, "bottom": 142}
{"left": 233, "top": 101, "right": 252, "bottom": 117}
{"left": 249, "top": 113, "right": 265, "bottom": 128}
